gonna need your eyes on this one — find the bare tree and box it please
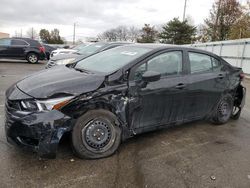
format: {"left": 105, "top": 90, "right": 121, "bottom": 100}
{"left": 26, "top": 27, "right": 38, "bottom": 39}
{"left": 99, "top": 25, "right": 132, "bottom": 42}
{"left": 128, "top": 26, "right": 141, "bottom": 42}
{"left": 116, "top": 26, "right": 129, "bottom": 41}
{"left": 204, "top": 0, "right": 242, "bottom": 41}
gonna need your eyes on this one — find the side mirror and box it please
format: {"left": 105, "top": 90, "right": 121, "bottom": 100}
{"left": 142, "top": 71, "right": 161, "bottom": 83}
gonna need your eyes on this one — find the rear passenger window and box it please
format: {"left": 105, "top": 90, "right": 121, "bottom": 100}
{"left": 211, "top": 57, "right": 223, "bottom": 71}
{"left": 11, "top": 39, "right": 28, "bottom": 46}
{"left": 188, "top": 52, "right": 222, "bottom": 74}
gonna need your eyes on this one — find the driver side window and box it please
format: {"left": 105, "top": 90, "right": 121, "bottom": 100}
{"left": 134, "top": 51, "right": 183, "bottom": 80}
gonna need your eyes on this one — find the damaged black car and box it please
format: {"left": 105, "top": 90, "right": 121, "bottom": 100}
{"left": 5, "top": 44, "right": 246, "bottom": 159}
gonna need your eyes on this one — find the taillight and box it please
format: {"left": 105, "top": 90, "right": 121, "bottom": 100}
{"left": 240, "top": 73, "right": 245, "bottom": 81}
{"left": 39, "top": 46, "right": 45, "bottom": 53}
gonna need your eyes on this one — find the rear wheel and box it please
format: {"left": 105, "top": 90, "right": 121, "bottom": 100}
{"left": 71, "top": 109, "right": 121, "bottom": 159}
{"left": 27, "top": 53, "right": 39, "bottom": 64}
{"left": 211, "top": 94, "right": 233, "bottom": 125}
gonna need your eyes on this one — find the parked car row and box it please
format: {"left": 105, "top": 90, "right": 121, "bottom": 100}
{"left": 5, "top": 42, "right": 246, "bottom": 160}
{"left": 0, "top": 37, "right": 46, "bottom": 63}
{"left": 0, "top": 37, "right": 91, "bottom": 63}
{"left": 45, "top": 42, "right": 131, "bottom": 68}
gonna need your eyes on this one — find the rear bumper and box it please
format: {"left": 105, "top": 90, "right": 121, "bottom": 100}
{"left": 5, "top": 109, "right": 74, "bottom": 158}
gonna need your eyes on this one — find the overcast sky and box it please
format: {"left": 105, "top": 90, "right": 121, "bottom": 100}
{"left": 0, "top": 0, "right": 247, "bottom": 41}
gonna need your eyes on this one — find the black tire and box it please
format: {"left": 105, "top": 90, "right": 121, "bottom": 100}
{"left": 27, "top": 52, "right": 39, "bottom": 64}
{"left": 211, "top": 94, "right": 234, "bottom": 125}
{"left": 71, "top": 109, "right": 121, "bottom": 159}
{"left": 46, "top": 52, "right": 50, "bottom": 60}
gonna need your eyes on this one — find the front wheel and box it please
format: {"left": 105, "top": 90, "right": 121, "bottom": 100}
{"left": 71, "top": 109, "right": 121, "bottom": 159}
{"left": 27, "top": 53, "right": 39, "bottom": 64}
{"left": 211, "top": 94, "right": 233, "bottom": 125}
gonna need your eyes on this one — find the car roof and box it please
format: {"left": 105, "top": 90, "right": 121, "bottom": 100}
{"left": 122, "top": 43, "right": 219, "bottom": 57}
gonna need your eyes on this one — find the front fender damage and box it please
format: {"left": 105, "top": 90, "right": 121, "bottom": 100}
{"left": 63, "top": 83, "right": 132, "bottom": 140}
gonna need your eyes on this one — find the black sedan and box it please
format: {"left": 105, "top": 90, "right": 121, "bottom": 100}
{"left": 5, "top": 44, "right": 246, "bottom": 159}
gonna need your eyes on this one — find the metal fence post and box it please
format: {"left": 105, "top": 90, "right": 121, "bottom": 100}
{"left": 219, "top": 43, "right": 223, "bottom": 56}
{"left": 240, "top": 41, "right": 247, "bottom": 68}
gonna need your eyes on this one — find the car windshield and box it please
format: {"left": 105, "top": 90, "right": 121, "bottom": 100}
{"left": 72, "top": 43, "right": 87, "bottom": 51}
{"left": 77, "top": 43, "right": 107, "bottom": 55}
{"left": 74, "top": 46, "right": 151, "bottom": 73}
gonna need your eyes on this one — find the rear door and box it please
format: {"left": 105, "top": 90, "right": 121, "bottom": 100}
{"left": 128, "top": 50, "right": 189, "bottom": 133}
{"left": 9, "top": 39, "right": 28, "bottom": 58}
{"left": 183, "top": 51, "right": 227, "bottom": 120}
{"left": 0, "top": 38, "right": 11, "bottom": 58}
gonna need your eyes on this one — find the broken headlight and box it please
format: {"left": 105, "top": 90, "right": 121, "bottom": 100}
{"left": 20, "top": 96, "right": 74, "bottom": 112}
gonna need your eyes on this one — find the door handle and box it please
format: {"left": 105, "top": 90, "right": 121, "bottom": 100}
{"left": 175, "top": 83, "right": 186, "bottom": 89}
{"left": 217, "top": 74, "right": 225, "bottom": 79}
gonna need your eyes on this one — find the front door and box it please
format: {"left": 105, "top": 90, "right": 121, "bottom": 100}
{"left": 128, "top": 50, "right": 188, "bottom": 133}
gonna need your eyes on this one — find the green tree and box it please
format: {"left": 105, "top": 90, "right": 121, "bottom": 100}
{"left": 137, "top": 24, "right": 158, "bottom": 43}
{"left": 204, "top": 0, "right": 242, "bottom": 41}
{"left": 39, "top": 28, "right": 64, "bottom": 44}
{"left": 159, "top": 18, "right": 196, "bottom": 44}
{"left": 39, "top": 29, "right": 51, "bottom": 43}
{"left": 50, "top": 29, "right": 64, "bottom": 44}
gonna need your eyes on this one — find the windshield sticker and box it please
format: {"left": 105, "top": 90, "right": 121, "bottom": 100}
{"left": 121, "top": 51, "right": 138, "bottom": 56}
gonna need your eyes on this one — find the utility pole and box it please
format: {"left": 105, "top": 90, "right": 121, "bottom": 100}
{"left": 73, "top": 23, "right": 76, "bottom": 45}
{"left": 20, "top": 29, "right": 22, "bottom": 37}
{"left": 31, "top": 27, "right": 34, "bottom": 39}
{"left": 213, "top": 0, "right": 222, "bottom": 41}
{"left": 183, "top": 0, "right": 187, "bottom": 21}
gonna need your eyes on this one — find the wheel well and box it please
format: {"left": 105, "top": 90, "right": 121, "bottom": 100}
{"left": 26, "top": 51, "right": 39, "bottom": 59}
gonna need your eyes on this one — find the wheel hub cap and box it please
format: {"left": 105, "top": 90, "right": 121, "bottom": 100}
{"left": 29, "top": 55, "right": 37, "bottom": 63}
{"left": 83, "top": 119, "right": 112, "bottom": 150}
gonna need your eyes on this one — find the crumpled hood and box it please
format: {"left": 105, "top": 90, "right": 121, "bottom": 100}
{"left": 16, "top": 66, "right": 105, "bottom": 99}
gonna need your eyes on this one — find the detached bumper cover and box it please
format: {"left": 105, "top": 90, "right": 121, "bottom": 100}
{"left": 5, "top": 109, "right": 74, "bottom": 158}
{"left": 240, "top": 86, "right": 246, "bottom": 108}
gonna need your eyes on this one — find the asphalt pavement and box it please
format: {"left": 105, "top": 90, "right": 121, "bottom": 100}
{"left": 0, "top": 60, "right": 250, "bottom": 188}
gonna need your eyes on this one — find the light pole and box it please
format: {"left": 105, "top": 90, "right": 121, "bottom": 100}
{"left": 73, "top": 23, "right": 76, "bottom": 45}
{"left": 183, "top": 0, "right": 187, "bottom": 21}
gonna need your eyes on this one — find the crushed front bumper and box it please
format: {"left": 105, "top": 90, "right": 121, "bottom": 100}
{"left": 5, "top": 108, "right": 74, "bottom": 158}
